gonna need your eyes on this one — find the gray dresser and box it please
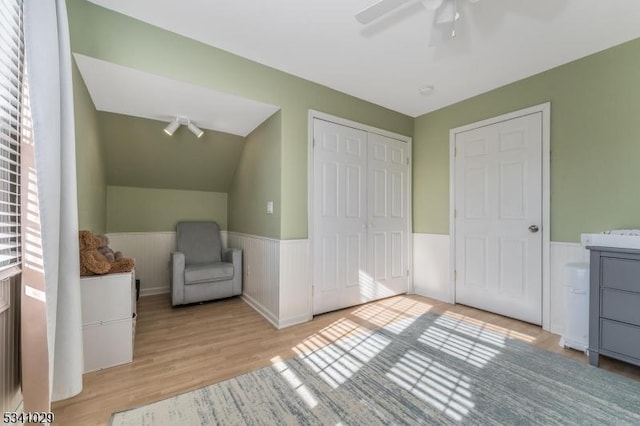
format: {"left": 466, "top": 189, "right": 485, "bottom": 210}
{"left": 588, "top": 246, "right": 640, "bottom": 367}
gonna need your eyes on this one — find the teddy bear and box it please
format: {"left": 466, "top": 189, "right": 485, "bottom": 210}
{"left": 79, "top": 230, "right": 112, "bottom": 276}
{"left": 79, "top": 230, "right": 136, "bottom": 276}
{"left": 95, "top": 233, "right": 136, "bottom": 274}
{"left": 96, "top": 234, "right": 122, "bottom": 262}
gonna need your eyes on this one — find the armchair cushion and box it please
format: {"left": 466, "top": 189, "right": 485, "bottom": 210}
{"left": 177, "top": 222, "right": 222, "bottom": 264}
{"left": 184, "top": 262, "right": 234, "bottom": 285}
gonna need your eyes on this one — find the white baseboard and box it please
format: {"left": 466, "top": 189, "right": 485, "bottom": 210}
{"left": 140, "top": 286, "right": 169, "bottom": 297}
{"left": 241, "top": 293, "right": 279, "bottom": 329}
{"left": 277, "top": 313, "right": 313, "bottom": 329}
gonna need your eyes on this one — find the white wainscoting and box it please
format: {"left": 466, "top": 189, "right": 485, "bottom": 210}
{"left": 227, "top": 232, "right": 280, "bottom": 327}
{"left": 413, "top": 233, "right": 452, "bottom": 303}
{"left": 108, "top": 231, "right": 310, "bottom": 329}
{"left": 279, "top": 239, "right": 312, "bottom": 328}
{"left": 107, "top": 231, "right": 227, "bottom": 297}
{"left": 227, "top": 233, "right": 312, "bottom": 329}
{"left": 108, "top": 232, "right": 176, "bottom": 296}
{"left": 412, "top": 233, "right": 589, "bottom": 334}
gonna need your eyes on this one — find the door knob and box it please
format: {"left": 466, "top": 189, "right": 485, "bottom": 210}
{"left": 529, "top": 225, "right": 539, "bottom": 233}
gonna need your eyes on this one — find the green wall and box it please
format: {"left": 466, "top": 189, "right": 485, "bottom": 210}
{"left": 106, "top": 186, "right": 228, "bottom": 232}
{"left": 228, "top": 112, "right": 281, "bottom": 239}
{"left": 98, "top": 112, "right": 245, "bottom": 192}
{"left": 413, "top": 39, "right": 640, "bottom": 243}
{"left": 73, "top": 61, "right": 107, "bottom": 233}
{"left": 66, "top": 0, "right": 414, "bottom": 239}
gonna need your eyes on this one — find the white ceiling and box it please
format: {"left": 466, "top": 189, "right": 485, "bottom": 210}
{"left": 86, "top": 0, "right": 640, "bottom": 118}
{"left": 74, "top": 54, "right": 280, "bottom": 137}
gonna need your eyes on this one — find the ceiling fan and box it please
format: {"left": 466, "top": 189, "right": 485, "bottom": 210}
{"left": 356, "top": 0, "right": 479, "bottom": 45}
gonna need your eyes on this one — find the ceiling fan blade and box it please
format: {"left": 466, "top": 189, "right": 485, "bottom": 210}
{"left": 355, "top": 0, "right": 413, "bottom": 24}
{"left": 433, "top": 0, "right": 458, "bottom": 25}
{"left": 422, "top": 0, "right": 443, "bottom": 11}
{"left": 429, "top": 0, "right": 458, "bottom": 46}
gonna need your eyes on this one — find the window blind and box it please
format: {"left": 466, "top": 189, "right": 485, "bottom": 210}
{"left": 0, "top": 0, "right": 23, "bottom": 272}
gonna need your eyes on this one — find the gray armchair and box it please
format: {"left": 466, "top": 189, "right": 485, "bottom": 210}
{"left": 170, "top": 221, "right": 242, "bottom": 306}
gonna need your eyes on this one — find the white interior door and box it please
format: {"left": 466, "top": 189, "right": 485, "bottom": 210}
{"left": 313, "top": 119, "right": 367, "bottom": 314}
{"left": 313, "top": 119, "right": 408, "bottom": 315}
{"left": 454, "top": 112, "right": 543, "bottom": 324}
{"left": 367, "top": 133, "right": 409, "bottom": 300}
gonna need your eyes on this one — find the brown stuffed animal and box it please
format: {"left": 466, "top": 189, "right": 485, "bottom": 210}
{"left": 96, "top": 233, "right": 135, "bottom": 274}
{"left": 79, "top": 230, "right": 111, "bottom": 276}
{"left": 96, "top": 234, "right": 122, "bottom": 262}
{"left": 109, "top": 254, "right": 135, "bottom": 274}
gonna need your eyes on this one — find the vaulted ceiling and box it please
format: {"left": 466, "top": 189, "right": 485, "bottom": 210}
{"left": 86, "top": 0, "right": 640, "bottom": 117}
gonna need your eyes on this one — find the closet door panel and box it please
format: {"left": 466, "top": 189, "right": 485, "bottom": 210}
{"left": 367, "top": 133, "right": 409, "bottom": 298}
{"left": 313, "top": 119, "right": 409, "bottom": 315}
{"left": 313, "top": 120, "right": 367, "bottom": 314}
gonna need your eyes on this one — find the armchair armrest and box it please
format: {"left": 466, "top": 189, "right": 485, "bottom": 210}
{"left": 170, "top": 251, "right": 185, "bottom": 306}
{"left": 223, "top": 248, "right": 242, "bottom": 295}
{"left": 223, "top": 247, "right": 241, "bottom": 265}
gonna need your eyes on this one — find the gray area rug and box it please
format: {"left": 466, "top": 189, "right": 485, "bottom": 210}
{"left": 111, "top": 312, "right": 640, "bottom": 425}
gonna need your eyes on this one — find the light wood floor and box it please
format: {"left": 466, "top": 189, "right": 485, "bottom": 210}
{"left": 52, "top": 294, "right": 640, "bottom": 425}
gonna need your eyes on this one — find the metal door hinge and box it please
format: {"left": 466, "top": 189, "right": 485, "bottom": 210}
{"left": 406, "top": 157, "right": 410, "bottom": 165}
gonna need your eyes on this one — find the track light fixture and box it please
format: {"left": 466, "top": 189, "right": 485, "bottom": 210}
{"left": 163, "top": 117, "right": 204, "bottom": 138}
{"left": 187, "top": 121, "right": 204, "bottom": 138}
{"left": 163, "top": 118, "right": 180, "bottom": 136}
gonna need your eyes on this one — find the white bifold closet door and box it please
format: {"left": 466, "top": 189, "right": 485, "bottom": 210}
{"left": 313, "top": 119, "right": 408, "bottom": 315}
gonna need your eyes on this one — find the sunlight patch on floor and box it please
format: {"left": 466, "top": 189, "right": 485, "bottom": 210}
{"left": 293, "top": 318, "right": 390, "bottom": 389}
{"left": 271, "top": 356, "right": 318, "bottom": 409}
{"left": 434, "top": 315, "right": 506, "bottom": 348}
{"left": 442, "top": 311, "right": 536, "bottom": 343}
{"left": 419, "top": 326, "right": 501, "bottom": 368}
{"left": 352, "top": 297, "right": 433, "bottom": 335}
{"left": 387, "top": 350, "right": 474, "bottom": 421}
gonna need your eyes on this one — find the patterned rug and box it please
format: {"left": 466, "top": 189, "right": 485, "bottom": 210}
{"left": 111, "top": 312, "right": 640, "bottom": 425}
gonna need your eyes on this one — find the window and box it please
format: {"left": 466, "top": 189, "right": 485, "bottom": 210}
{"left": 0, "top": 0, "right": 24, "bottom": 276}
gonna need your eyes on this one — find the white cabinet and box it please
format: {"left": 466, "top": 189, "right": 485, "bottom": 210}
{"left": 80, "top": 271, "right": 136, "bottom": 373}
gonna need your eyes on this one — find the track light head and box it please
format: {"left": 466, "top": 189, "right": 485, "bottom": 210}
{"left": 163, "top": 119, "right": 180, "bottom": 136}
{"left": 187, "top": 121, "right": 204, "bottom": 138}
{"left": 163, "top": 117, "right": 205, "bottom": 138}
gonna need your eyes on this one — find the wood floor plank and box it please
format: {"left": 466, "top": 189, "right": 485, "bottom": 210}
{"left": 51, "top": 294, "right": 640, "bottom": 425}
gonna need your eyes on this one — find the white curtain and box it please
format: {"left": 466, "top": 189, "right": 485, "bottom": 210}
{"left": 24, "top": 0, "right": 83, "bottom": 401}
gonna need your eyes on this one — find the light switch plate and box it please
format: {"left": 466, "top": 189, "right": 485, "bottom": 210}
{"left": 266, "top": 201, "right": 274, "bottom": 215}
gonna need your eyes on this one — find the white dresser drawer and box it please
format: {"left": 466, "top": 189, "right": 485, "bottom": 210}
{"left": 83, "top": 319, "right": 133, "bottom": 373}
{"left": 81, "top": 272, "right": 133, "bottom": 325}
{"left": 80, "top": 271, "right": 136, "bottom": 372}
